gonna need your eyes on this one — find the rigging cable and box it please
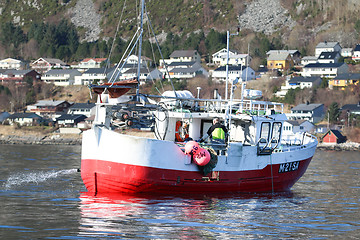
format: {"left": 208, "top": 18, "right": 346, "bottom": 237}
{"left": 144, "top": 5, "right": 177, "bottom": 97}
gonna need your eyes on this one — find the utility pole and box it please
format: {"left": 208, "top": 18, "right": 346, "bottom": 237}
{"left": 225, "top": 27, "right": 240, "bottom": 100}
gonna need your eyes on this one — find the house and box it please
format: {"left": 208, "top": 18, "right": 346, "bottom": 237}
{"left": 30, "top": 58, "right": 68, "bottom": 74}
{"left": 74, "top": 68, "right": 114, "bottom": 85}
{"left": 0, "top": 58, "right": 26, "bottom": 70}
{"left": 164, "top": 62, "right": 208, "bottom": 80}
{"left": 276, "top": 76, "right": 322, "bottom": 97}
{"left": 315, "top": 41, "right": 342, "bottom": 57}
{"left": 341, "top": 48, "right": 353, "bottom": 58}
{"left": 119, "top": 67, "right": 163, "bottom": 83}
{"left": 212, "top": 48, "right": 250, "bottom": 66}
{"left": 28, "top": 100, "right": 72, "bottom": 120}
{"left": 160, "top": 50, "right": 201, "bottom": 67}
{"left": 67, "top": 103, "right": 96, "bottom": 117}
{"left": 317, "top": 51, "right": 341, "bottom": 64}
{"left": 56, "top": 114, "right": 87, "bottom": 127}
{"left": 340, "top": 102, "right": 360, "bottom": 115}
{"left": 42, "top": 69, "right": 82, "bottom": 86}
{"left": 301, "top": 56, "right": 318, "bottom": 66}
{"left": 126, "top": 55, "right": 152, "bottom": 67}
{"left": 301, "top": 62, "right": 348, "bottom": 78}
{"left": 266, "top": 50, "right": 301, "bottom": 65}
{"left": 267, "top": 52, "right": 294, "bottom": 71}
{"left": 211, "top": 65, "right": 255, "bottom": 82}
{"left": 328, "top": 73, "right": 360, "bottom": 90}
{"left": 282, "top": 120, "right": 315, "bottom": 137}
{"left": 352, "top": 44, "right": 360, "bottom": 61}
{"left": 0, "top": 69, "right": 41, "bottom": 85}
{"left": 321, "top": 129, "right": 346, "bottom": 144}
{"left": 286, "top": 103, "right": 325, "bottom": 123}
{"left": 7, "top": 112, "right": 43, "bottom": 126}
{"left": 77, "top": 58, "right": 108, "bottom": 71}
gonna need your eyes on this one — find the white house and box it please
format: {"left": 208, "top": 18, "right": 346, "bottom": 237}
{"left": 275, "top": 76, "right": 322, "bottom": 97}
{"left": 126, "top": 55, "right": 152, "bottom": 67}
{"left": 212, "top": 48, "right": 250, "bottom": 66}
{"left": 301, "top": 62, "right": 348, "bottom": 78}
{"left": 30, "top": 58, "right": 68, "bottom": 74}
{"left": 352, "top": 44, "right": 360, "bottom": 61}
{"left": 286, "top": 103, "right": 325, "bottom": 123}
{"left": 0, "top": 58, "right": 26, "bottom": 70}
{"left": 67, "top": 103, "right": 96, "bottom": 117}
{"left": 7, "top": 113, "right": 43, "bottom": 126}
{"left": 282, "top": 120, "right": 315, "bottom": 137}
{"left": 74, "top": 68, "right": 113, "bottom": 85}
{"left": 315, "top": 42, "right": 342, "bottom": 57}
{"left": 42, "top": 69, "right": 82, "bottom": 86}
{"left": 211, "top": 65, "right": 255, "bottom": 82}
{"left": 341, "top": 48, "right": 353, "bottom": 58}
{"left": 76, "top": 58, "right": 108, "bottom": 71}
{"left": 117, "top": 67, "right": 163, "bottom": 84}
{"left": 317, "top": 51, "right": 341, "bottom": 64}
{"left": 301, "top": 56, "right": 318, "bottom": 66}
{"left": 160, "top": 50, "right": 201, "bottom": 67}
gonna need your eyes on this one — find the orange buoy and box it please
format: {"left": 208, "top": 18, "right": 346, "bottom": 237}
{"left": 184, "top": 141, "right": 200, "bottom": 155}
{"left": 194, "top": 148, "right": 211, "bottom": 166}
{"left": 175, "top": 120, "right": 189, "bottom": 142}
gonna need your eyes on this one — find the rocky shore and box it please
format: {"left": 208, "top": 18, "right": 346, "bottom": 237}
{"left": 0, "top": 131, "right": 359, "bottom": 151}
{"left": 0, "top": 134, "right": 81, "bottom": 145}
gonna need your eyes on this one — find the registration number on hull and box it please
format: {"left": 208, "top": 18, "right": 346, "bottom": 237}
{"left": 278, "top": 161, "right": 300, "bottom": 173}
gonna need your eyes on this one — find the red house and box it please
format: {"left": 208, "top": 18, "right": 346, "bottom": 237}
{"left": 321, "top": 129, "right": 346, "bottom": 144}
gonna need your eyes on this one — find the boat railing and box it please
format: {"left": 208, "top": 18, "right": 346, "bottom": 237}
{"left": 143, "top": 93, "right": 284, "bottom": 115}
{"left": 280, "top": 132, "right": 318, "bottom": 152}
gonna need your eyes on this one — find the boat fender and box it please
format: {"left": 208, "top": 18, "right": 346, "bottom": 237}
{"left": 194, "top": 148, "right": 211, "bottom": 166}
{"left": 175, "top": 121, "right": 189, "bottom": 142}
{"left": 184, "top": 141, "right": 200, "bottom": 155}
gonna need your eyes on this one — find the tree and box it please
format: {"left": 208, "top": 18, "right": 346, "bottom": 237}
{"left": 327, "top": 102, "right": 340, "bottom": 123}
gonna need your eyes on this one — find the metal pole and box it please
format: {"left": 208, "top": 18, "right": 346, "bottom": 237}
{"left": 136, "top": 0, "right": 145, "bottom": 96}
{"left": 225, "top": 30, "right": 229, "bottom": 101}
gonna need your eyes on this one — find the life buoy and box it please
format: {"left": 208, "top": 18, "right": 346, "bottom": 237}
{"left": 175, "top": 120, "right": 189, "bottom": 142}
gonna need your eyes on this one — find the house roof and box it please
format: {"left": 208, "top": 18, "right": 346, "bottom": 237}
{"left": 302, "top": 56, "right": 318, "bottom": 61}
{"left": 168, "top": 61, "right": 196, "bottom": 67}
{"left": 318, "top": 51, "right": 340, "bottom": 60}
{"left": 340, "top": 103, "right": 360, "bottom": 112}
{"left": 123, "top": 68, "right": 151, "bottom": 74}
{"left": 288, "top": 76, "right": 321, "bottom": 83}
{"left": 333, "top": 73, "right": 360, "bottom": 80}
{"left": 83, "top": 68, "right": 114, "bottom": 74}
{"left": 0, "top": 58, "right": 23, "bottom": 63}
{"left": 316, "top": 42, "right": 340, "bottom": 49}
{"left": 69, "top": 103, "right": 95, "bottom": 110}
{"left": 304, "top": 62, "right": 345, "bottom": 68}
{"left": 8, "top": 112, "right": 42, "bottom": 119}
{"left": 41, "top": 58, "right": 66, "bottom": 65}
{"left": 291, "top": 103, "right": 323, "bottom": 111}
{"left": 34, "top": 100, "right": 69, "bottom": 107}
{"left": 170, "top": 50, "right": 198, "bottom": 58}
{"left": 81, "top": 58, "right": 107, "bottom": 63}
{"left": 354, "top": 44, "right": 360, "bottom": 52}
{"left": 267, "top": 52, "right": 291, "bottom": 61}
{"left": 44, "top": 69, "right": 81, "bottom": 75}
{"left": 56, "top": 114, "right": 87, "bottom": 121}
{"left": 266, "top": 50, "right": 300, "bottom": 56}
{"left": 3, "top": 69, "right": 35, "bottom": 75}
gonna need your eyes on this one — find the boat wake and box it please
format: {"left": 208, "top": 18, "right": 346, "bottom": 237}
{"left": 3, "top": 169, "right": 78, "bottom": 190}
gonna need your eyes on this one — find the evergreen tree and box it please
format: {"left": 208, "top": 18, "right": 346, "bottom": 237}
{"left": 328, "top": 102, "right": 340, "bottom": 123}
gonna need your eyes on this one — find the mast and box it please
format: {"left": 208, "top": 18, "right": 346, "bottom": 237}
{"left": 136, "top": 0, "right": 145, "bottom": 96}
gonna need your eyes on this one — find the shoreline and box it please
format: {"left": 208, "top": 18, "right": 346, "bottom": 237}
{"left": 0, "top": 132, "right": 359, "bottom": 151}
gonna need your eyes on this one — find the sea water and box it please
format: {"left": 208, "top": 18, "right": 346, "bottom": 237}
{"left": 0, "top": 145, "right": 359, "bottom": 239}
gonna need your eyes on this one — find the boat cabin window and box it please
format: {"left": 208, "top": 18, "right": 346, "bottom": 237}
{"left": 260, "top": 122, "right": 271, "bottom": 141}
{"left": 271, "top": 122, "right": 282, "bottom": 142}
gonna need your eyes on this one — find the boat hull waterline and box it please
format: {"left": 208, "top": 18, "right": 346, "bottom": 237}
{"left": 81, "top": 127, "right": 316, "bottom": 193}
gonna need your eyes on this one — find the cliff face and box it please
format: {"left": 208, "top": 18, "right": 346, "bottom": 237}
{"left": 0, "top": 0, "right": 360, "bottom": 48}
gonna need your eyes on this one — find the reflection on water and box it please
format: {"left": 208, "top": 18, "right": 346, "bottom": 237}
{"left": 0, "top": 145, "right": 359, "bottom": 239}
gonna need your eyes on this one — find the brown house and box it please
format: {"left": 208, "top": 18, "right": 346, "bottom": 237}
{"left": 29, "top": 100, "right": 72, "bottom": 119}
{"left": 0, "top": 69, "right": 40, "bottom": 85}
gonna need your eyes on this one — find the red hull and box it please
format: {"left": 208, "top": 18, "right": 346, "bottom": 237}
{"left": 81, "top": 157, "right": 312, "bottom": 193}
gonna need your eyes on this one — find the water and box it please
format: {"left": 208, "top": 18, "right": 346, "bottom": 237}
{"left": 0, "top": 145, "right": 359, "bottom": 239}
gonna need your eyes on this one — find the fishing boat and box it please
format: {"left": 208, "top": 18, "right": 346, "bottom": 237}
{"left": 80, "top": 0, "right": 318, "bottom": 194}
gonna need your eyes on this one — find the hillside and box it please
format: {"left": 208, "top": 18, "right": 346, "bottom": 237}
{"left": 1, "top": 0, "right": 360, "bottom": 56}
